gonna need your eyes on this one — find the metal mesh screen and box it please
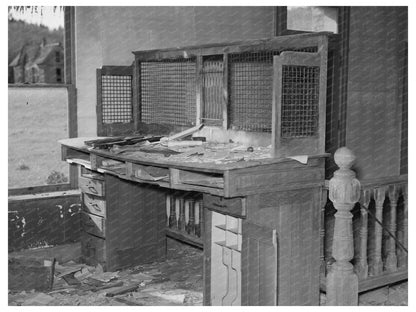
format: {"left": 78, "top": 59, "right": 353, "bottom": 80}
{"left": 281, "top": 65, "right": 320, "bottom": 137}
{"left": 101, "top": 75, "right": 133, "bottom": 124}
{"left": 202, "top": 56, "right": 223, "bottom": 125}
{"left": 229, "top": 51, "right": 276, "bottom": 132}
{"left": 229, "top": 47, "right": 318, "bottom": 132}
{"left": 141, "top": 58, "right": 197, "bottom": 126}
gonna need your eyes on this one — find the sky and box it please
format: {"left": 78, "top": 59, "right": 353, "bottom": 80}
{"left": 9, "top": 6, "right": 64, "bottom": 30}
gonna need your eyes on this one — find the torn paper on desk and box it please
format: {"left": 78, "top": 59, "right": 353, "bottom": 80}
{"left": 288, "top": 155, "right": 308, "bottom": 164}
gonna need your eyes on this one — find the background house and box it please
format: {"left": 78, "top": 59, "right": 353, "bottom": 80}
{"left": 9, "top": 39, "right": 64, "bottom": 84}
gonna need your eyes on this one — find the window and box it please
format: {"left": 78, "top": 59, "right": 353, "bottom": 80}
{"left": 276, "top": 6, "right": 339, "bottom": 36}
{"left": 56, "top": 68, "right": 62, "bottom": 82}
{"left": 8, "top": 6, "right": 76, "bottom": 191}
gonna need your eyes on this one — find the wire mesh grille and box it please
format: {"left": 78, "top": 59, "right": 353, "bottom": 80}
{"left": 229, "top": 51, "right": 277, "bottom": 132}
{"left": 101, "top": 75, "right": 133, "bottom": 124}
{"left": 202, "top": 57, "right": 223, "bottom": 126}
{"left": 281, "top": 65, "right": 320, "bottom": 137}
{"left": 229, "top": 47, "right": 318, "bottom": 132}
{"left": 141, "top": 59, "right": 197, "bottom": 126}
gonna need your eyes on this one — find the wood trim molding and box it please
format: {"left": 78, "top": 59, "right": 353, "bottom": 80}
{"left": 337, "top": 7, "right": 350, "bottom": 147}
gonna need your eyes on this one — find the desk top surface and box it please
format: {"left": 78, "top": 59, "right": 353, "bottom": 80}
{"left": 60, "top": 137, "right": 328, "bottom": 173}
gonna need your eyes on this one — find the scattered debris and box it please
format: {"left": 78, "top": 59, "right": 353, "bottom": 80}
{"left": 22, "top": 293, "right": 55, "bottom": 306}
{"left": 9, "top": 238, "right": 204, "bottom": 306}
{"left": 106, "top": 283, "right": 141, "bottom": 297}
{"left": 8, "top": 257, "right": 55, "bottom": 292}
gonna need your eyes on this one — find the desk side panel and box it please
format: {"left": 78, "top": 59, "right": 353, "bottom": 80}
{"left": 105, "top": 174, "right": 166, "bottom": 270}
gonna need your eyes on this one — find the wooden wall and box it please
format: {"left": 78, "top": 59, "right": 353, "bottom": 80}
{"left": 75, "top": 6, "right": 275, "bottom": 136}
{"left": 345, "top": 7, "right": 407, "bottom": 179}
{"left": 8, "top": 192, "right": 81, "bottom": 252}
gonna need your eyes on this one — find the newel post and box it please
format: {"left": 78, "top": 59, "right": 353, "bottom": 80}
{"left": 327, "top": 147, "right": 360, "bottom": 305}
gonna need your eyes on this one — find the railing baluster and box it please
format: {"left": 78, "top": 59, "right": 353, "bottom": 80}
{"left": 397, "top": 184, "right": 408, "bottom": 268}
{"left": 187, "top": 197, "right": 195, "bottom": 235}
{"left": 196, "top": 198, "right": 203, "bottom": 237}
{"left": 369, "top": 187, "right": 386, "bottom": 276}
{"left": 178, "top": 195, "right": 186, "bottom": 232}
{"left": 327, "top": 147, "right": 360, "bottom": 305}
{"left": 194, "top": 200, "right": 201, "bottom": 237}
{"left": 355, "top": 188, "right": 371, "bottom": 280}
{"left": 166, "top": 194, "right": 170, "bottom": 227}
{"left": 384, "top": 185, "right": 399, "bottom": 272}
{"left": 169, "top": 193, "right": 177, "bottom": 229}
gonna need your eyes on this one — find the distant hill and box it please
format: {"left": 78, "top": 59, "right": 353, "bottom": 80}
{"left": 8, "top": 18, "right": 63, "bottom": 64}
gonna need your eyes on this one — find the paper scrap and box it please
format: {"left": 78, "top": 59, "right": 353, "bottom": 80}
{"left": 288, "top": 155, "right": 308, "bottom": 164}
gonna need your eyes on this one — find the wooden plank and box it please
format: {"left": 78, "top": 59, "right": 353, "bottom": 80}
{"left": 203, "top": 208, "right": 212, "bottom": 305}
{"left": 165, "top": 228, "right": 203, "bottom": 248}
{"left": 96, "top": 68, "right": 103, "bottom": 136}
{"left": 196, "top": 55, "right": 203, "bottom": 125}
{"left": 241, "top": 222, "right": 277, "bottom": 305}
{"left": 8, "top": 190, "right": 80, "bottom": 202}
{"left": 8, "top": 184, "right": 74, "bottom": 196}
{"left": 133, "top": 33, "right": 329, "bottom": 59}
{"left": 320, "top": 269, "right": 408, "bottom": 294}
{"left": 222, "top": 53, "right": 229, "bottom": 129}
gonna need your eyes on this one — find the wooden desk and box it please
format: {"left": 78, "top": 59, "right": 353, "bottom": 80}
{"left": 60, "top": 137, "right": 326, "bottom": 305}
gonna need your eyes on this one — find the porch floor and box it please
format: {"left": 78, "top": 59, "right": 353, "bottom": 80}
{"left": 8, "top": 238, "right": 407, "bottom": 306}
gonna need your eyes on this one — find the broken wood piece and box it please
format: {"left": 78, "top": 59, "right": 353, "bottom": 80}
{"left": 55, "top": 265, "right": 84, "bottom": 279}
{"left": 90, "top": 281, "right": 124, "bottom": 292}
{"left": 113, "top": 297, "right": 145, "bottom": 306}
{"left": 167, "top": 140, "right": 203, "bottom": 148}
{"left": 62, "top": 272, "right": 81, "bottom": 286}
{"left": 8, "top": 257, "right": 56, "bottom": 292}
{"left": 163, "top": 124, "right": 204, "bottom": 142}
{"left": 105, "top": 283, "right": 141, "bottom": 297}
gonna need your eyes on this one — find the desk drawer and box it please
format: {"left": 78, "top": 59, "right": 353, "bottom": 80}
{"left": 83, "top": 193, "right": 106, "bottom": 217}
{"left": 203, "top": 194, "right": 246, "bottom": 218}
{"left": 81, "top": 231, "right": 106, "bottom": 267}
{"left": 79, "top": 175, "right": 105, "bottom": 196}
{"left": 81, "top": 211, "right": 106, "bottom": 238}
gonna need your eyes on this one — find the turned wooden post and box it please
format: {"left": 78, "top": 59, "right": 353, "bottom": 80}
{"left": 178, "top": 196, "right": 186, "bottom": 232}
{"left": 369, "top": 187, "right": 386, "bottom": 276}
{"left": 169, "top": 194, "right": 177, "bottom": 229}
{"left": 355, "top": 188, "right": 370, "bottom": 280}
{"left": 327, "top": 147, "right": 360, "bottom": 306}
{"left": 187, "top": 197, "right": 196, "bottom": 235}
{"left": 397, "top": 184, "right": 408, "bottom": 268}
{"left": 385, "top": 185, "right": 399, "bottom": 272}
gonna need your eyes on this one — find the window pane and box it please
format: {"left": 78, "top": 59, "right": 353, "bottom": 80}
{"left": 8, "top": 87, "right": 69, "bottom": 188}
{"left": 287, "top": 6, "right": 338, "bottom": 34}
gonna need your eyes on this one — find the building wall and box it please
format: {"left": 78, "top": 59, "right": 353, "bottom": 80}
{"left": 346, "top": 6, "right": 407, "bottom": 179}
{"left": 75, "top": 6, "right": 275, "bottom": 136}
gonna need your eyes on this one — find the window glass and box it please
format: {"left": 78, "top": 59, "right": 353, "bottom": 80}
{"left": 8, "top": 7, "right": 68, "bottom": 188}
{"left": 287, "top": 6, "right": 338, "bottom": 34}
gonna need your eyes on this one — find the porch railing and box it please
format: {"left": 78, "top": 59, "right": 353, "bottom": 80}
{"left": 322, "top": 147, "right": 408, "bottom": 305}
